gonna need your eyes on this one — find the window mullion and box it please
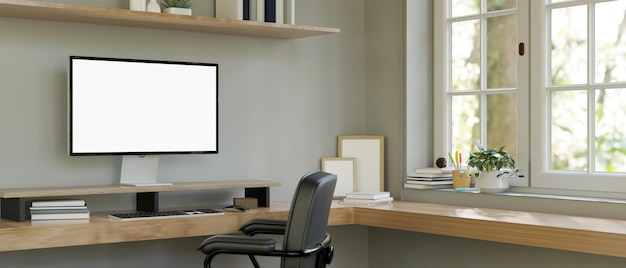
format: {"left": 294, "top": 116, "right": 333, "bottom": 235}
{"left": 480, "top": 13, "right": 488, "bottom": 147}
{"left": 588, "top": 2, "right": 595, "bottom": 173}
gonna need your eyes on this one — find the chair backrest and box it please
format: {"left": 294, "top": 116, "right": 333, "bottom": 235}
{"left": 282, "top": 171, "right": 337, "bottom": 268}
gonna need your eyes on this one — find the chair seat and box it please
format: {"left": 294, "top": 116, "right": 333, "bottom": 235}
{"left": 198, "top": 235, "right": 276, "bottom": 254}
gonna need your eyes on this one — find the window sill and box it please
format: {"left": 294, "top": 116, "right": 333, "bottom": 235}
{"left": 403, "top": 185, "right": 626, "bottom": 220}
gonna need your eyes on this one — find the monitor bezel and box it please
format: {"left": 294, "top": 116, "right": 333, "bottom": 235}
{"left": 68, "top": 56, "right": 219, "bottom": 156}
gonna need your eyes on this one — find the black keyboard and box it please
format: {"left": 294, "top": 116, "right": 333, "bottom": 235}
{"left": 109, "top": 208, "right": 223, "bottom": 221}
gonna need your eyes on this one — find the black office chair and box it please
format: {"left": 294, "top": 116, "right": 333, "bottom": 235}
{"left": 198, "top": 171, "right": 337, "bottom": 268}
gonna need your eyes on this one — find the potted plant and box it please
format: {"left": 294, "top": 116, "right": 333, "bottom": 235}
{"left": 160, "top": 0, "right": 192, "bottom": 15}
{"left": 467, "top": 143, "right": 518, "bottom": 193}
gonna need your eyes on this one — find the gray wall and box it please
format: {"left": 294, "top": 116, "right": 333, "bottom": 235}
{"left": 0, "top": 0, "right": 369, "bottom": 267}
{"left": 0, "top": 0, "right": 368, "bottom": 200}
{"left": 2, "top": 0, "right": 625, "bottom": 267}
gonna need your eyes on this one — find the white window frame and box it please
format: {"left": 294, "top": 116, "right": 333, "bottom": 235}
{"left": 530, "top": 0, "right": 626, "bottom": 193}
{"left": 435, "top": 0, "right": 626, "bottom": 195}
{"left": 434, "top": 0, "right": 530, "bottom": 187}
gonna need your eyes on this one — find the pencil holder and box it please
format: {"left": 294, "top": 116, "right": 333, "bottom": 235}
{"left": 452, "top": 170, "right": 471, "bottom": 189}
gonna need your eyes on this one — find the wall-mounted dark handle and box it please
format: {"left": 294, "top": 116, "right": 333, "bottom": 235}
{"left": 519, "top": 43, "right": 525, "bottom": 56}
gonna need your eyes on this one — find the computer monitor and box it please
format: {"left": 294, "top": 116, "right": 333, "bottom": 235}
{"left": 68, "top": 56, "right": 218, "bottom": 186}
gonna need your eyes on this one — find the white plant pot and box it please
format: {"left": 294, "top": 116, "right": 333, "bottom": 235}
{"left": 163, "top": 7, "right": 192, "bottom": 16}
{"left": 475, "top": 170, "right": 509, "bottom": 193}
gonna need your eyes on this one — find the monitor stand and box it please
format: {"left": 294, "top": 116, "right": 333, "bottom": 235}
{"left": 120, "top": 155, "right": 173, "bottom": 187}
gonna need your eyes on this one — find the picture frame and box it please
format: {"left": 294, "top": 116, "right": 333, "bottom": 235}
{"left": 321, "top": 157, "right": 356, "bottom": 198}
{"left": 337, "top": 135, "right": 384, "bottom": 192}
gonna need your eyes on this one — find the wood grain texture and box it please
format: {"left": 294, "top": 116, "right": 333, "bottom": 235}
{"left": 0, "top": 180, "right": 282, "bottom": 198}
{"left": 351, "top": 201, "right": 626, "bottom": 258}
{"left": 2, "top": 200, "right": 625, "bottom": 258}
{"left": 0, "top": 0, "right": 340, "bottom": 39}
{"left": 0, "top": 203, "right": 353, "bottom": 252}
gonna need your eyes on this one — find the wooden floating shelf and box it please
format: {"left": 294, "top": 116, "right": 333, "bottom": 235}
{"left": 0, "top": 0, "right": 340, "bottom": 39}
{"left": 0, "top": 180, "right": 282, "bottom": 198}
{"left": 0, "top": 180, "right": 281, "bottom": 222}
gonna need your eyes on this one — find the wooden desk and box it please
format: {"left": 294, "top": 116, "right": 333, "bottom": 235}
{"left": 351, "top": 201, "right": 626, "bottom": 258}
{"left": 1, "top": 201, "right": 626, "bottom": 258}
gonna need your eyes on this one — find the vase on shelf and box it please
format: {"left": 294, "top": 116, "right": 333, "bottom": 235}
{"left": 146, "top": 0, "right": 161, "bottom": 13}
{"left": 129, "top": 0, "right": 146, "bottom": 11}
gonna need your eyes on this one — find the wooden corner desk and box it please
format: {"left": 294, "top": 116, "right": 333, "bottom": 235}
{"left": 1, "top": 201, "right": 625, "bottom": 258}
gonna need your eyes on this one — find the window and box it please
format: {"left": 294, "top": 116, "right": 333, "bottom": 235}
{"left": 436, "top": 0, "right": 626, "bottom": 193}
{"left": 530, "top": 0, "right": 626, "bottom": 192}
{"left": 434, "top": 0, "right": 530, "bottom": 187}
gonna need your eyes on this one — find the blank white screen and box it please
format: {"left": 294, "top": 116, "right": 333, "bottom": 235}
{"left": 70, "top": 58, "right": 218, "bottom": 154}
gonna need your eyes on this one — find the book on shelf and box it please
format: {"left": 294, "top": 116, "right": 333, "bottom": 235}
{"left": 404, "top": 183, "right": 452, "bottom": 190}
{"left": 413, "top": 167, "right": 454, "bottom": 174}
{"left": 31, "top": 199, "right": 86, "bottom": 207}
{"left": 284, "top": 0, "right": 295, "bottom": 24}
{"left": 216, "top": 0, "right": 244, "bottom": 20}
{"left": 340, "top": 196, "right": 394, "bottom": 205}
{"left": 30, "top": 209, "right": 90, "bottom": 220}
{"left": 243, "top": 0, "right": 250, "bottom": 20}
{"left": 404, "top": 179, "right": 453, "bottom": 186}
{"left": 345, "top": 191, "right": 390, "bottom": 200}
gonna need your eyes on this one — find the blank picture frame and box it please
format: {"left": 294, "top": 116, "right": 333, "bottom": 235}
{"left": 321, "top": 157, "right": 356, "bottom": 198}
{"left": 337, "top": 135, "right": 384, "bottom": 192}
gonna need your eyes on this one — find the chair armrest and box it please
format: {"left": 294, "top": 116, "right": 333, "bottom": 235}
{"left": 239, "top": 218, "right": 287, "bottom": 236}
{"left": 197, "top": 234, "right": 276, "bottom": 255}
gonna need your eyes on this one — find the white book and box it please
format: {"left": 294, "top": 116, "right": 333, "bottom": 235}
{"left": 31, "top": 209, "right": 90, "bottom": 214}
{"left": 30, "top": 206, "right": 88, "bottom": 211}
{"left": 249, "top": 0, "right": 257, "bottom": 20}
{"left": 407, "top": 172, "right": 453, "bottom": 179}
{"left": 404, "top": 183, "right": 452, "bottom": 190}
{"left": 413, "top": 167, "right": 454, "bottom": 174}
{"left": 31, "top": 200, "right": 86, "bottom": 207}
{"left": 405, "top": 180, "right": 453, "bottom": 185}
{"left": 345, "top": 191, "right": 390, "bottom": 200}
{"left": 406, "top": 173, "right": 452, "bottom": 181}
{"left": 275, "top": 0, "right": 284, "bottom": 23}
{"left": 31, "top": 213, "right": 90, "bottom": 220}
{"left": 216, "top": 0, "right": 243, "bottom": 20}
{"left": 256, "top": 0, "right": 264, "bottom": 22}
{"left": 284, "top": 0, "right": 295, "bottom": 24}
{"left": 30, "top": 210, "right": 90, "bottom": 220}
{"left": 30, "top": 219, "right": 90, "bottom": 226}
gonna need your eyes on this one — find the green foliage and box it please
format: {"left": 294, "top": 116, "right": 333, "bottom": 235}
{"left": 159, "top": 0, "right": 192, "bottom": 8}
{"left": 467, "top": 143, "right": 518, "bottom": 178}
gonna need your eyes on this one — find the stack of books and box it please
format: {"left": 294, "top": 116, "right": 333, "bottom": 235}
{"left": 30, "top": 199, "right": 90, "bottom": 220}
{"left": 404, "top": 167, "right": 454, "bottom": 190}
{"left": 340, "top": 192, "right": 393, "bottom": 205}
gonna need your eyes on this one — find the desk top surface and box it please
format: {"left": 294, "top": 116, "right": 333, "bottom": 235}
{"left": 2, "top": 201, "right": 626, "bottom": 258}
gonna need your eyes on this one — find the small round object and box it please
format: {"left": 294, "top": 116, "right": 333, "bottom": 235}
{"left": 436, "top": 157, "right": 447, "bottom": 168}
